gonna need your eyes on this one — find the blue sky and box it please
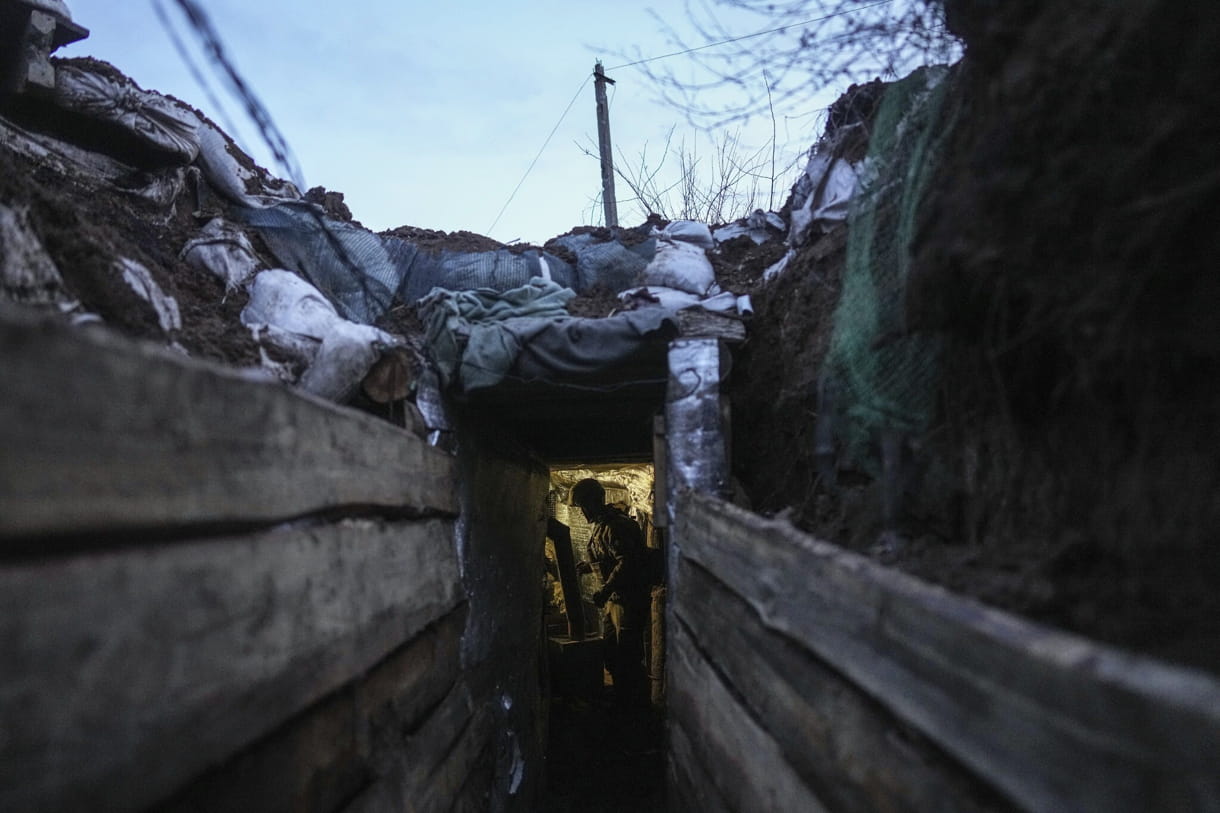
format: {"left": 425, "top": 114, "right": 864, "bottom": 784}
{"left": 60, "top": 1, "right": 840, "bottom": 244}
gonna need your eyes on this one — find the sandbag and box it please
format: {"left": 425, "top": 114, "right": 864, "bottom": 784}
{"left": 641, "top": 235, "right": 714, "bottom": 296}
{"left": 54, "top": 65, "right": 201, "bottom": 164}
{"left": 180, "top": 217, "right": 262, "bottom": 291}
{"left": 241, "top": 269, "right": 401, "bottom": 401}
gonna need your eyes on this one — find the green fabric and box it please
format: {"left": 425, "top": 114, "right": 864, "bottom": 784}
{"left": 420, "top": 277, "right": 576, "bottom": 390}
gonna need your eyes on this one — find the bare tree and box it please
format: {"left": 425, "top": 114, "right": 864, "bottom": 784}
{"left": 628, "top": 0, "right": 961, "bottom": 131}
{"left": 580, "top": 124, "right": 800, "bottom": 226}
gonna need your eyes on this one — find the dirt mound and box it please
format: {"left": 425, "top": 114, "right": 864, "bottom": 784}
{"left": 730, "top": 0, "right": 1220, "bottom": 675}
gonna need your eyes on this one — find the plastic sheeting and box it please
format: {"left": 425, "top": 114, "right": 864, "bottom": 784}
{"left": 117, "top": 257, "right": 180, "bottom": 333}
{"left": 546, "top": 232, "right": 654, "bottom": 292}
{"left": 238, "top": 202, "right": 578, "bottom": 324}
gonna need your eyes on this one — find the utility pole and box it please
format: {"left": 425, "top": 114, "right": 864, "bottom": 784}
{"left": 593, "top": 61, "right": 618, "bottom": 228}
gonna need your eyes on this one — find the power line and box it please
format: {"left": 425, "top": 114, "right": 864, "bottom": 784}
{"left": 606, "top": 0, "right": 893, "bottom": 71}
{"left": 163, "top": 0, "right": 305, "bottom": 189}
{"left": 489, "top": 0, "right": 894, "bottom": 236}
{"left": 487, "top": 74, "right": 592, "bottom": 236}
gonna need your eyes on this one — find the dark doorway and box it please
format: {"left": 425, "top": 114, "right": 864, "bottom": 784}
{"left": 540, "top": 465, "right": 666, "bottom": 811}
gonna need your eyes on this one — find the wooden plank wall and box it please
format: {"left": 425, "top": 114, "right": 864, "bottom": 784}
{"left": 0, "top": 309, "right": 475, "bottom": 813}
{"left": 666, "top": 489, "right": 1220, "bottom": 813}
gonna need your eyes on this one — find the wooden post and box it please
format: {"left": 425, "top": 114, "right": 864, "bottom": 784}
{"left": 546, "top": 518, "right": 586, "bottom": 640}
{"left": 593, "top": 61, "right": 618, "bottom": 228}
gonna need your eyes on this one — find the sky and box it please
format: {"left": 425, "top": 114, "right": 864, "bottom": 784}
{"left": 59, "top": 1, "right": 843, "bottom": 245}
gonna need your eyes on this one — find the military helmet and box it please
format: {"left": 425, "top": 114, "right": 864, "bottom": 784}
{"left": 569, "top": 478, "right": 604, "bottom": 507}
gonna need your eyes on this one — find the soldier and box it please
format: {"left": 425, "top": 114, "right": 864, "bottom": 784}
{"left": 571, "top": 478, "right": 649, "bottom": 707}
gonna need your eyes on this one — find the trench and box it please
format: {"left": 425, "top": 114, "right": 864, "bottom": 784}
{"left": 540, "top": 463, "right": 666, "bottom": 812}
{"left": 461, "top": 339, "right": 684, "bottom": 812}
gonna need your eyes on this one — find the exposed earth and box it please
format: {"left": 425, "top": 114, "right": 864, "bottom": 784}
{"left": 3, "top": 0, "right": 1218, "bottom": 682}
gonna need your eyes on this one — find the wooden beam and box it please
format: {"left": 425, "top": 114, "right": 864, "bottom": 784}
{"left": 342, "top": 680, "right": 494, "bottom": 813}
{"left": 673, "top": 555, "right": 1012, "bottom": 813}
{"left": 157, "top": 607, "right": 466, "bottom": 813}
{"left": 0, "top": 308, "right": 458, "bottom": 542}
{"left": 667, "top": 618, "right": 828, "bottom": 812}
{"left": 0, "top": 518, "right": 462, "bottom": 813}
{"left": 672, "top": 490, "right": 1220, "bottom": 812}
{"left": 675, "top": 308, "right": 747, "bottom": 342}
{"left": 668, "top": 720, "right": 733, "bottom": 813}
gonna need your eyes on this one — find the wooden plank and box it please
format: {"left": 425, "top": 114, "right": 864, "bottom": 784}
{"left": 156, "top": 607, "right": 466, "bottom": 813}
{"left": 342, "top": 680, "right": 494, "bottom": 813}
{"left": 667, "top": 619, "right": 829, "bottom": 813}
{"left": 0, "top": 518, "right": 462, "bottom": 813}
{"left": 674, "top": 555, "right": 1014, "bottom": 813}
{"left": 673, "top": 490, "right": 1220, "bottom": 813}
{"left": 675, "top": 308, "right": 747, "bottom": 342}
{"left": 667, "top": 720, "right": 732, "bottom": 813}
{"left": 0, "top": 307, "right": 457, "bottom": 541}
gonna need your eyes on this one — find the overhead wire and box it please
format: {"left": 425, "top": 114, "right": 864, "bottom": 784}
{"left": 486, "top": 74, "right": 592, "bottom": 236}
{"left": 163, "top": 0, "right": 305, "bottom": 190}
{"left": 157, "top": 0, "right": 384, "bottom": 318}
{"left": 490, "top": 0, "right": 895, "bottom": 233}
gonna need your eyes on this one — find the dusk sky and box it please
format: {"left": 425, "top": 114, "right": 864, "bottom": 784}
{"left": 61, "top": 1, "right": 846, "bottom": 244}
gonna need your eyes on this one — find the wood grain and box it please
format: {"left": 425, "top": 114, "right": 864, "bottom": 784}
{"left": 668, "top": 618, "right": 828, "bottom": 812}
{"left": 671, "top": 489, "right": 1220, "bottom": 812}
{"left": 0, "top": 518, "right": 462, "bottom": 813}
{"left": 0, "top": 308, "right": 457, "bottom": 541}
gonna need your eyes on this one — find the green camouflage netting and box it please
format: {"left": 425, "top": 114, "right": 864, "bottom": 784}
{"left": 826, "top": 65, "right": 956, "bottom": 472}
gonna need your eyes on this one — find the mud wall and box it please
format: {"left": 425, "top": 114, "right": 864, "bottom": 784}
{"left": 730, "top": 0, "right": 1220, "bottom": 673}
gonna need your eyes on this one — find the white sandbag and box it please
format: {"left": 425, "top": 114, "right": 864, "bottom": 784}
{"left": 640, "top": 236, "right": 715, "bottom": 296}
{"left": 618, "top": 285, "right": 739, "bottom": 314}
{"left": 124, "top": 165, "right": 198, "bottom": 210}
{"left": 241, "top": 269, "right": 401, "bottom": 401}
{"left": 195, "top": 118, "right": 300, "bottom": 207}
{"left": 181, "top": 218, "right": 262, "bottom": 291}
{"left": 53, "top": 65, "right": 201, "bottom": 164}
{"left": 657, "top": 220, "right": 714, "bottom": 249}
{"left": 713, "top": 210, "right": 786, "bottom": 245}
{"left": 242, "top": 268, "right": 344, "bottom": 337}
{"left": 117, "top": 257, "right": 181, "bottom": 333}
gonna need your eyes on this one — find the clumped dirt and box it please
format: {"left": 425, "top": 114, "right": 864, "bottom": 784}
{"left": 0, "top": 124, "right": 265, "bottom": 365}
{"left": 380, "top": 224, "right": 510, "bottom": 254}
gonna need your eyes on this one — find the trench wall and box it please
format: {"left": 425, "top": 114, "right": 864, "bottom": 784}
{"left": 664, "top": 488, "right": 1220, "bottom": 813}
{"left": 0, "top": 306, "right": 545, "bottom": 813}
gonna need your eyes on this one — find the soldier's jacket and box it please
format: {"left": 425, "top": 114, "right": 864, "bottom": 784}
{"left": 587, "top": 506, "right": 647, "bottom": 604}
